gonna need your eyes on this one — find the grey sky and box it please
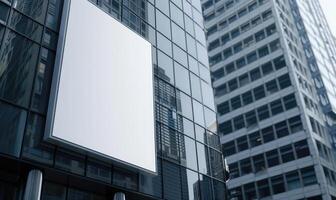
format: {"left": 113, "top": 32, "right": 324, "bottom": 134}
{"left": 319, "top": 0, "right": 336, "bottom": 37}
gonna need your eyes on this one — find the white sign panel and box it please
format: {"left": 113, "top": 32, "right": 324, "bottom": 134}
{"left": 46, "top": 0, "right": 156, "bottom": 173}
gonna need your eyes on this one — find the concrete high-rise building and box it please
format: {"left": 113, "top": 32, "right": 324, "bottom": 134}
{"left": 202, "top": 0, "right": 336, "bottom": 199}
{"left": 0, "top": 0, "right": 226, "bottom": 199}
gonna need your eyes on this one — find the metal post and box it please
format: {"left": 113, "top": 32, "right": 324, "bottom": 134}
{"left": 113, "top": 192, "right": 126, "bottom": 200}
{"left": 23, "top": 169, "right": 43, "bottom": 200}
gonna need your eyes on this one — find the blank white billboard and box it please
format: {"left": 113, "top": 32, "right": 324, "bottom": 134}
{"left": 45, "top": 0, "right": 156, "bottom": 173}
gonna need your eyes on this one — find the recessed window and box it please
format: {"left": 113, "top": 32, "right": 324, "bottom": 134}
{"left": 288, "top": 115, "right": 303, "bottom": 133}
{"left": 257, "top": 105, "right": 270, "bottom": 121}
{"left": 240, "top": 158, "right": 252, "bottom": 175}
{"left": 242, "top": 91, "right": 253, "bottom": 105}
{"left": 229, "top": 163, "right": 240, "bottom": 178}
{"left": 301, "top": 166, "right": 317, "bottom": 186}
{"left": 280, "top": 144, "right": 295, "bottom": 163}
{"left": 294, "top": 140, "right": 310, "bottom": 158}
{"left": 212, "top": 68, "right": 224, "bottom": 81}
{"left": 221, "top": 33, "right": 230, "bottom": 44}
{"left": 228, "top": 78, "right": 238, "bottom": 91}
{"left": 286, "top": 171, "right": 301, "bottom": 190}
{"left": 262, "top": 126, "right": 275, "bottom": 143}
{"left": 270, "top": 39, "right": 281, "bottom": 52}
{"left": 250, "top": 68, "right": 261, "bottom": 81}
{"left": 225, "top": 62, "right": 235, "bottom": 74}
{"left": 249, "top": 131, "right": 262, "bottom": 147}
{"left": 261, "top": 61, "right": 273, "bottom": 75}
{"left": 266, "top": 149, "right": 279, "bottom": 167}
{"left": 233, "top": 42, "right": 243, "bottom": 53}
{"left": 245, "top": 110, "right": 257, "bottom": 127}
{"left": 275, "top": 121, "right": 289, "bottom": 138}
{"left": 257, "top": 179, "right": 270, "bottom": 198}
{"left": 270, "top": 99, "right": 284, "bottom": 115}
{"left": 244, "top": 183, "right": 257, "bottom": 200}
{"left": 220, "top": 121, "right": 233, "bottom": 135}
{"left": 231, "top": 28, "right": 240, "bottom": 39}
{"left": 253, "top": 85, "right": 265, "bottom": 100}
{"left": 271, "top": 175, "right": 285, "bottom": 194}
{"left": 255, "top": 30, "right": 266, "bottom": 42}
{"left": 233, "top": 115, "right": 245, "bottom": 130}
{"left": 266, "top": 80, "right": 279, "bottom": 94}
{"left": 217, "top": 101, "right": 230, "bottom": 115}
{"left": 278, "top": 74, "right": 291, "bottom": 89}
{"left": 236, "top": 57, "right": 246, "bottom": 68}
{"left": 231, "top": 95, "right": 242, "bottom": 110}
{"left": 239, "top": 73, "right": 249, "bottom": 87}
{"left": 258, "top": 45, "right": 269, "bottom": 57}
{"left": 274, "top": 56, "right": 286, "bottom": 69}
{"left": 237, "top": 136, "right": 249, "bottom": 152}
{"left": 266, "top": 24, "right": 277, "bottom": 36}
{"left": 283, "top": 94, "right": 297, "bottom": 110}
{"left": 247, "top": 51, "right": 258, "bottom": 64}
{"left": 223, "top": 141, "right": 236, "bottom": 156}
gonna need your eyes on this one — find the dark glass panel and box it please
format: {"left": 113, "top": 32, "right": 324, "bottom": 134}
{"left": 209, "top": 148, "right": 224, "bottom": 180}
{"left": 55, "top": 150, "right": 85, "bottom": 175}
{"left": 199, "top": 174, "right": 213, "bottom": 200}
{"left": 139, "top": 159, "right": 162, "bottom": 198}
{"left": 86, "top": 159, "right": 111, "bottom": 183}
{"left": 22, "top": 113, "right": 54, "bottom": 165}
{"left": 113, "top": 167, "right": 138, "bottom": 190}
{"left": 163, "top": 160, "right": 182, "bottom": 200}
{"left": 9, "top": 10, "right": 43, "bottom": 42}
{"left": 0, "top": 30, "right": 39, "bottom": 107}
{"left": 0, "top": 102, "right": 27, "bottom": 157}
{"left": 13, "top": 0, "right": 48, "bottom": 23}
{"left": 161, "top": 124, "right": 180, "bottom": 163}
{"left": 41, "top": 182, "right": 66, "bottom": 200}
{"left": 0, "top": 2, "right": 10, "bottom": 23}
{"left": 31, "top": 48, "right": 55, "bottom": 114}
{"left": 46, "top": 0, "right": 63, "bottom": 31}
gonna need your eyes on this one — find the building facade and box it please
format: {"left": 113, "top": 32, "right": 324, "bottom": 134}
{"left": 202, "top": 0, "right": 336, "bottom": 199}
{"left": 0, "top": 0, "right": 226, "bottom": 199}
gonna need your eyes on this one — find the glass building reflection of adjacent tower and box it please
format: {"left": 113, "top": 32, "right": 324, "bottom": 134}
{"left": 0, "top": 0, "right": 226, "bottom": 199}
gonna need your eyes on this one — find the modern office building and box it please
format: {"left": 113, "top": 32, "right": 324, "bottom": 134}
{"left": 202, "top": 0, "right": 336, "bottom": 199}
{"left": 0, "top": 0, "right": 226, "bottom": 199}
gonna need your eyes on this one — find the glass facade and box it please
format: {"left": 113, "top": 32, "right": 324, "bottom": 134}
{"left": 0, "top": 0, "right": 224, "bottom": 199}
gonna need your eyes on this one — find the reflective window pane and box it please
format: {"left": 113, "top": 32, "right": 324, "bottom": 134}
{"left": 13, "top": 0, "right": 48, "bottom": 23}
{"left": 9, "top": 10, "right": 43, "bottom": 42}
{"left": 197, "top": 142, "right": 210, "bottom": 175}
{"left": 46, "top": 0, "right": 63, "bottom": 31}
{"left": 0, "top": 2, "right": 10, "bottom": 23}
{"left": 31, "top": 48, "right": 55, "bottom": 114}
{"left": 180, "top": 135, "right": 198, "bottom": 171}
{"left": 193, "top": 100, "right": 205, "bottom": 126}
{"left": 177, "top": 91, "right": 193, "bottom": 120}
{"left": 0, "top": 30, "right": 39, "bottom": 107}
{"left": 175, "top": 62, "right": 190, "bottom": 94}
{"left": 157, "top": 50, "right": 174, "bottom": 84}
{"left": 181, "top": 168, "right": 200, "bottom": 200}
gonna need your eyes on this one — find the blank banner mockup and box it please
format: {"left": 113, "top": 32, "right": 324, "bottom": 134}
{"left": 45, "top": 0, "right": 156, "bottom": 173}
